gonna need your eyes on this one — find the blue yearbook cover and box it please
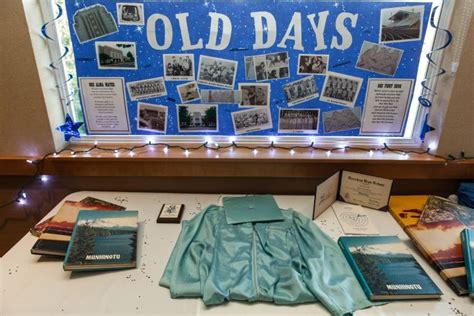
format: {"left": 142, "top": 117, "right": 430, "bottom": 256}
{"left": 461, "top": 228, "right": 474, "bottom": 297}
{"left": 63, "top": 210, "right": 138, "bottom": 271}
{"left": 338, "top": 235, "right": 442, "bottom": 300}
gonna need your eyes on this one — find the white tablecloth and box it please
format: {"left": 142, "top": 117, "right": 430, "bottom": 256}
{"left": 1, "top": 191, "right": 472, "bottom": 315}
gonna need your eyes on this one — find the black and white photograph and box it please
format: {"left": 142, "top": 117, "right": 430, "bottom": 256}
{"left": 95, "top": 41, "right": 137, "bottom": 70}
{"left": 137, "top": 102, "right": 167, "bottom": 134}
{"left": 278, "top": 109, "right": 320, "bottom": 134}
{"left": 297, "top": 54, "right": 329, "bottom": 75}
{"left": 245, "top": 56, "right": 256, "bottom": 80}
{"left": 163, "top": 54, "right": 195, "bottom": 81}
{"left": 201, "top": 90, "right": 241, "bottom": 104}
{"left": 157, "top": 204, "right": 184, "bottom": 223}
{"left": 254, "top": 52, "right": 290, "bottom": 81}
{"left": 380, "top": 5, "right": 424, "bottom": 43}
{"left": 320, "top": 72, "right": 363, "bottom": 107}
{"left": 232, "top": 107, "right": 273, "bottom": 135}
{"left": 197, "top": 55, "right": 238, "bottom": 89}
{"left": 178, "top": 104, "right": 218, "bottom": 132}
{"left": 73, "top": 4, "right": 118, "bottom": 44}
{"left": 177, "top": 82, "right": 200, "bottom": 103}
{"left": 323, "top": 108, "right": 362, "bottom": 134}
{"left": 126, "top": 77, "right": 167, "bottom": 101}
{"left": 283, "top": 76, "right": 319, "bottom": 106}
{"left": 239, "top": 83, "right": 270, "bottom": 107}
{"left": 356, "top": 41, "right": 403, "bottom": 76}
{"left": 117, "top": 3, "right": 145, "bottom": 25}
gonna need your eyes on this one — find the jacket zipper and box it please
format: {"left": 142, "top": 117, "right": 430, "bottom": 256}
{"left": 252, "top": 224, "right": 260, "bottom": 301}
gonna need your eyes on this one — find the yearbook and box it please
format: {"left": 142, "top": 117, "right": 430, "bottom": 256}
{"left": 31, "top": 197, "right": 126, "bottom": 256}
{"left": 461, "top": 228, "right": 474, "bottom": 297}
{"left": 64, "top": 210, "right": 138, "bottom": 271}
{"left": 405, "top": 196, "right": 474, "bottom": 296}
{"left": 338, "top": 235, "right": 442, "bottom": 300}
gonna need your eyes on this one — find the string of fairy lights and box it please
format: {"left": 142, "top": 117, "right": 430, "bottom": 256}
{"left": 1, "top": 139, "right": 473, "bottom": 211}
{"left": 0, "top": 2, "right": 469, "bottom": 216}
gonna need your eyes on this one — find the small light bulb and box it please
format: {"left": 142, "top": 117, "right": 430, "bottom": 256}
{"left": 326, "top": 150, "right": 331, "bottom": 157}
{"left": 94, "top": 140, "right": 98, "bottom": 145}
{"left": 114, "top": 152, "right": 119, "bottom": 158}
{"left": 26, "top": 160, "right": 34, "bottom": 164}
{"left": 253, "top": 149, "right": 258, "bottom": 155}
{"left": 114, "top": 149, "right": 118, "bottom": 153}
{"left": 163, "top": 147, "right": 169, "bottom": 154}
{"left": 204, "top": 136, "right": 212, "bottom": 144}
{"left": 71, "top": 151, "right": 76, "bottom": 156}
{"left": 40, "top": 175, "right": 48, "bottom": 182}
{"left": 269, "top": 136, "right": 277, "bottom": 143}
{"left": 215, "top": 154, "right": 220, "bottom": 159}
{"left": 18, "top": 198, "right": 26, "bottom": 205}
{"left": 129, "top": 151, "right": 135, "bottom": 157}
{"left": 53, "top": 153, "right": 58, "bottom": 157}
{"left": 21, "top": 191, "right": 27, "bottom": 199}
{"left": 229, "top": 136, "right": 236, "bottom": 143}
{"left": 290, "top": 149, "right": 295, "bottom": 156}
{"left": 369, "top": 150, "right": 374, "bottom": 157}
{"left": 184, "top": 150, "right": 190, "bottom": 157}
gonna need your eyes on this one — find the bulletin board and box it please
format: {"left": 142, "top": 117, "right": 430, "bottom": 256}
{"left": 65, "top": 0, "right": 434, "bottom": 138}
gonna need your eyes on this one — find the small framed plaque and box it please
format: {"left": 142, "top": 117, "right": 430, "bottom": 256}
{"left": 157, "top": 204, "right": 184, "bottom": 223}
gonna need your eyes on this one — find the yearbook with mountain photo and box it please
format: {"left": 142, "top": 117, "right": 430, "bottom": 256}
{"left": 31, "top": 198, "right": 126, "bottom": 256}
{"left": 63, "top": 210, "right": 138, "bottom": 271}
{"left": 338, "top": 235, "right": 442, "bottom": 300}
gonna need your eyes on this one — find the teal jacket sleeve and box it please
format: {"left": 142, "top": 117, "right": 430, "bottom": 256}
{"left": 293, "top": 212, "right": 373, "bottom": 316}
{"left": 159, "top": 205, "right": 219, "bottom": 297}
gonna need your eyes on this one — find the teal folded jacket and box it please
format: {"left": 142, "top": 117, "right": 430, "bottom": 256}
{"left": 160, "top": 204, "right": 373, "bottom": 315}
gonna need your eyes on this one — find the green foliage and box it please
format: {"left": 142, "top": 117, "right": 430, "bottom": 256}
{"left": 179, "top": 106, "right": 192, "bottom": 127}
{"left": 203, "top": 107, "right": 217, "bottom": 127}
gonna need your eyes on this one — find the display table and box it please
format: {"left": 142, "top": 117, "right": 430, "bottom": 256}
{"left": 1, "top": 191, "right": 472, "bottom": 315}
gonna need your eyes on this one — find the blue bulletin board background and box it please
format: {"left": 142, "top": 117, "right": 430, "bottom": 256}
{"left": 66, "top": 0, "right": 432, "bottom": 137}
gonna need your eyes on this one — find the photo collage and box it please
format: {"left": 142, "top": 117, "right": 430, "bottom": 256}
{"left": 72, "top": 3, "right": 424, "bottom": 136}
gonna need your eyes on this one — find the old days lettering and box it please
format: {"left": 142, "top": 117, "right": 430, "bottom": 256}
{"left": 146, "top": 11, "right": 358, "bottom": 52}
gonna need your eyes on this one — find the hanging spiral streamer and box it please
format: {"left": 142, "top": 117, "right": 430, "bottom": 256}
{"left": 418, "top": 5, "right": 453, "bottom": 108}
{"left": 41, "top": 2, "right": 75, "bottom": 107}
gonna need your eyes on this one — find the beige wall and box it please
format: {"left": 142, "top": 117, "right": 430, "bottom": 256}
{"left": 0, "top": 2, "right": 472, "bottom": 158}
{"left": 436, "top": 16, "right": 474, "bottom": 157}
{"left": 0, "top": 0, "right": 55, "bottom": 157}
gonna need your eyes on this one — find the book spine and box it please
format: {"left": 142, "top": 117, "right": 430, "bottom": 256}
{"left": 63, "top": 215, "right": 81, "bottom": 271}
{"left": 461, "top": 229, "right": 474, "bottom": 296}
{"left": 337, "top": 238, "right": 372, "bottom": 299}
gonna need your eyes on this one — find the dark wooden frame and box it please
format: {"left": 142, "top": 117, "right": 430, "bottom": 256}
{"left": 157, "top": 204, "right": 184, "bottom": 223}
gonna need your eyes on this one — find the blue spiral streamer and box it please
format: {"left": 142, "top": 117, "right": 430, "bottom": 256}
{"left": 40, "top": 3, "right": 63, "bottom": 41}
{"left": 41, "top": 2, "right": 75, "bottom": 107}
{"left": 418, "top": 5, "right": 453, "bottom": 108}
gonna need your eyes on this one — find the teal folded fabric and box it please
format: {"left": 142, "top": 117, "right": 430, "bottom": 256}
{"left": 160, "top": 204, "right": 373, "bottom": 316}
{"left": 223, "top": 195, "right": 284, "bottom": 224}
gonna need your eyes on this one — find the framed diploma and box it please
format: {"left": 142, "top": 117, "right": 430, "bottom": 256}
{"left": 313, "top": 170, "right": 393, "bottom": 219}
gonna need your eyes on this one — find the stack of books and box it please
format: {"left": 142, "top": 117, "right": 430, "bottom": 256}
{"left": 30, "top": 197, "right": 126, "bottom": 256}
{"left": 389, "top": 195, "right": 474, "bottom": 296}
{"left": 30, "top": 197, "right": 138, "bottom": 272}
